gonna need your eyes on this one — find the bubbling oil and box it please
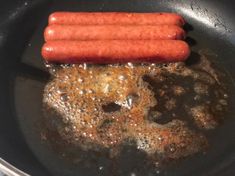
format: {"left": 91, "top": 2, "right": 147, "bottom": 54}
{"left": 42, "top": 51, "right": 228, "bottom": 174}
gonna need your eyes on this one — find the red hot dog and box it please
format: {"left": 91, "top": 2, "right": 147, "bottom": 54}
{"left": 44, "top": 25, "right": 186, "bottom": 41}
{"left": 41, "top": 40, "right": 190, "bottom": 64}
{"left": 49, "top": 12, "right": 185, "bottom": 26}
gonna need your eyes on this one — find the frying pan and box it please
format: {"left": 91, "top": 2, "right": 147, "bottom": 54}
{"left": 0, "top": 0, "right": 235, "bottom": 175}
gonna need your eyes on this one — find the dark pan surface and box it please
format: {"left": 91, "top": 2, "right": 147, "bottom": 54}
{"left": 0, "top": 0, "right": 235, "bottom": 175}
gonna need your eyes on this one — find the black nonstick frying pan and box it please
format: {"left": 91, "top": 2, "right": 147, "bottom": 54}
{"left": 0, "top": 0, "right": 235, "bottom": 175}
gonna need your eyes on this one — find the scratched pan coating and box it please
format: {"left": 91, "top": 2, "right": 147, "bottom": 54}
{"left": 0, "top": 0, "right": 235, "bottom": 176}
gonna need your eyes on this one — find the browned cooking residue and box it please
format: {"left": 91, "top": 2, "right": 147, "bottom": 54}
{"left": 42, "top": 52, "right": 228, "bottom": 162}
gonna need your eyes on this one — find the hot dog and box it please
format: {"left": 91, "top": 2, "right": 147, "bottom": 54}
{"left": 44, "top": 25, "right": 186, "bottom": 41}
{"left": 41, "top": 40, "right": 190, "bottom": 63}
{"left": 49, "top": 12, "right": 185, "bottom": 26}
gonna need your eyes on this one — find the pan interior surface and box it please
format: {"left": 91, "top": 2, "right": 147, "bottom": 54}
{"left": 0, "top": 0, "right": 235, "bottom": 176}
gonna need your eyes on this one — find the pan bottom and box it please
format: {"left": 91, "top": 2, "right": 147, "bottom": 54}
{"left": 8, "top": 0, "right": 235, "bottom": 176}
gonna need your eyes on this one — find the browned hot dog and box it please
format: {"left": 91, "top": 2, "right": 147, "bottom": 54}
{"left": 41, "top": 40, "right": 190, "bottom": 64}
{"left": 44, "top": 25, "right": 186, "bottom": 41}
{"left": 49, "top": 12, "right": 185, "bottom": 26}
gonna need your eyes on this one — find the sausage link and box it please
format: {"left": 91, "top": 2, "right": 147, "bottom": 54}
{"left": 41, "top": 40, "right": 190, "bottom": 64}
{"left": 49, "top": 12, "right": 185, "bottom": 26}
{"left": 44, "top": 25, "right": 186, "bottom": 41}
